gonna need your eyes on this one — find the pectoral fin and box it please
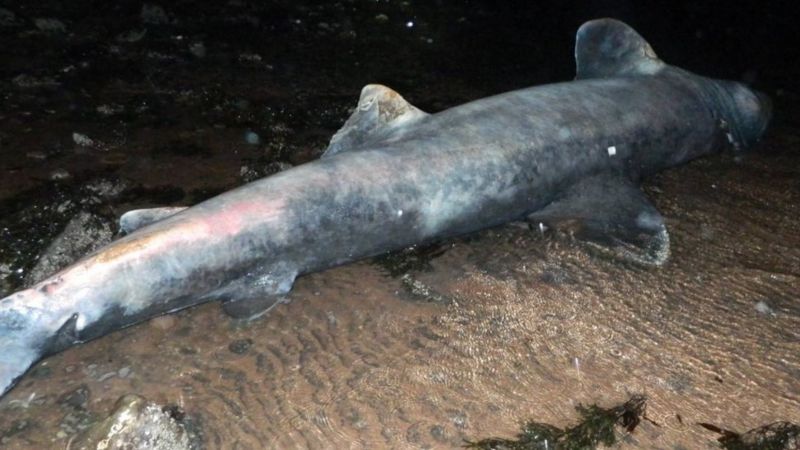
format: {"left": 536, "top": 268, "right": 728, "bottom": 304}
{"left": 215, "top": 264, "right": 298, "bottom": 320}
{"left": 527, "top": 174, "right": 669, "bottom": 266}
{"left": 119, "top": 207, "right": 188, "bottom": 234}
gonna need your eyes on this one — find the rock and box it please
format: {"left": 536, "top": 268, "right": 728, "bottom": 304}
{"left": 0, "top": 8, "right": 21, "bottom": 27}
{"left": 189, "top": 42, "right": 206, "bottom": 58}
{"left": 754, "top": 301, "right": 775, "bottom": 316}
{"left": 116, "top": 29, "right": 147, "bottom": 43}
{"left": 400, "top": 273, "right": 449, "bottom": 303}
{"left": 70, "top": 395, "right": 193, "bottom": 450}
{"left": 34, "top": 18, "right": 66, "bottom": 33}
{"left": 72, "top": 132, "right": 95, "bottom": 148}
{"left": 24, "top": 212, "right": 114, "bottom": 286}
{"left": 96, "top": 104, "right": 126, "bottom": 116}
{"left": 12, "top": 74, "right": 59, "bottom": 89}
{"left": 58, "top": 385, "right": 91, "bottom": 410}
{"left": 82, "top": 178, "right": 128, "bottom": 201}
{"left": 141, "top": 4, "right": 169, "bottom": 25}
{"left": 50, "top": 169, "right": 71, "bottom": 181}
{"left": 238, "top": 53, "right": 262, "bottom": 66}
{"left": 244, "top": 130, "right": 260, "bottom": 145}
{"left": 228, "top": 338, "right": 253, "bottom": 355}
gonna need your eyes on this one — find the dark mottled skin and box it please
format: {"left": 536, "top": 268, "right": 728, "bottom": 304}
{"left": 0, "top": 19, "right": 770, "bottom": 398}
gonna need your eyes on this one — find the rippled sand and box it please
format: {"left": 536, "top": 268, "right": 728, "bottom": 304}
{"left": 0, "top": 1, "right": 798, "bottom": 447}
{"left": 1, "top": 143, "right": 798, "bottom": 449}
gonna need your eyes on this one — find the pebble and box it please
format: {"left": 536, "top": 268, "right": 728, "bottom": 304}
{"left": 755, "top": 301, "right": 775, "bottom": 316}
{"left": 244, "top": 130, "right": 260, "bottom": 145}
{"left": 72, "top": 133, "right": 94, "bottom": 147}
{"left": 50, "top": 169, "right": 71, "bottom": 181}
{"left": 228, "top": 338, "right": 253, "bottom": 354}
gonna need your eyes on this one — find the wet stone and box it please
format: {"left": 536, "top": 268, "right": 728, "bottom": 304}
{"left": 400, "top": 274, "right": 449, "bottom": 303}
{"left": 448, "top": 410, "right": 469, "bottom": 429}
{"left": 141, "top": 4, "right": 169, "bottom": 25}
{"left": 1, "top": 420, "right": 30, "bottom": 440}
{"left": 347, "top": 409, "right": 367, "bottom": 430}
{"left": 34, "top": 18, "right": 66, "bottom": 33}
{"left": 28, "top": 365, "right": 52, "bottom": 379}
{"left": 374, "top": 243, "right": 448, "bottom": 277}
{"left": 255, "top": 353, "right": 274, "bottom": 373}
{"left": 59, "top": 409, "right": 94, "bottom": 435}
{"left": 163, "top": 404, "right": 186, "bottom": 421}
{"left": 228, "top": 338, "right": 253, "bottom": 355}
{"left": 24, "top": 211, "right": 114, "bottom": 286}
{"left": 430, "top": 424, "right": 447, "bottom": 442}
{"left": 538, "top": 266, "right": 574, "bottom": 285}
{"left": 666, "top": 373, "right": 694, "bottom": 394}
{"left": 58, "top": 384, "right": 90, "bottom": 410}
{"left": 755, "top": 301, "right": 776, "bottom": 316}
{"left": 0, "top": 8, "right": 18, "bottom": 27}
{"left": 70, "top": 394, "right": 192, "bottom": 450}
{"left": 405, "top": 421, "right": 424, "bottom": 445}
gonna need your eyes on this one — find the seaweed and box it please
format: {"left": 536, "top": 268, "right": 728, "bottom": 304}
{"left": 699, "top": 421, "right": 799, "bottom": 450}
{"left": 373, "top": 242, "right": 449, "bottom": 277}
{"left": 464, "top": 395, "right": 648, "bottom": 450}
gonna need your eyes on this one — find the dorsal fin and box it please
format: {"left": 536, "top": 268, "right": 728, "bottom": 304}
{"left": 575, "top": 19, "right": 665, "bottom": 80}
{"left": 322, "top": 84, "right": 427, "bottom": 158}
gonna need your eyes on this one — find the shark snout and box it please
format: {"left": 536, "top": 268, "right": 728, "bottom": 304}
{"left": 753, "top": 90, "right": 772, "bottom": 140}
{"left": 720, "top": 81, "right": 772, "bottom": 150}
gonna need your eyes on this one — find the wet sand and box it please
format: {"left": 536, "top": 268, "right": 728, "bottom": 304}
{"left": 1, "top": 144, "right": 798, "bottom": 448}
{"left": 1, "top": 1, "right": 798, "bottom": 449}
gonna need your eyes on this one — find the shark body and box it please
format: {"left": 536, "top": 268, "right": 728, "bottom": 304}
{"left": 0, "top": 19, "right": 770, "bottom": 398}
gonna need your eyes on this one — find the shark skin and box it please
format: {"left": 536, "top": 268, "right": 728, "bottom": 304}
{"left": 0, "top": 19, "right": 770, "bottom": 398}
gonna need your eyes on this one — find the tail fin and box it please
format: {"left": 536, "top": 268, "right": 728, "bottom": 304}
{"left": 0, "top": 340, "right": 39, "bottom": 398}
{"left": 0, "top": 291, "right": 48, "bottom": 398}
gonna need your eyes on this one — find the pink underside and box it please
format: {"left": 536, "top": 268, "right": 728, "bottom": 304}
{"left": 35, "top": 198, "right": 287, "bottom": 300}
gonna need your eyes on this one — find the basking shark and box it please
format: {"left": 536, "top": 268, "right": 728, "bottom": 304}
{"left": 0, "top": 19, "right": 770, "bottom": 398}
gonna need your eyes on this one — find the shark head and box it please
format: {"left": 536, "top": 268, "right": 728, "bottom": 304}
{"left": 574, "top": 19, "right": 771, "bottom": 153}
{"left": 712, "top": 80, "right": 772, "bottom": 151}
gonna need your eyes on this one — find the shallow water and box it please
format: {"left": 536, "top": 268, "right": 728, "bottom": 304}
{"left": 1, "top": 1, "right": 799, "bottom": 449}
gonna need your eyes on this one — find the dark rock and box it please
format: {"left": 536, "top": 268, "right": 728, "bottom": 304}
{"left": 24, "top": 211, "right": 114, "bottom": 286}
{"left": 58, "top": 385, "right": 90, "bottom": 410}
{"left": 228, "top": 338, "right": 253, "bottom": 355}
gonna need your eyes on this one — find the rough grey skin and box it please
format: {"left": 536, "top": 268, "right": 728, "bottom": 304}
{"left": 0, "top": 19, "right": 770, "bottom": 398}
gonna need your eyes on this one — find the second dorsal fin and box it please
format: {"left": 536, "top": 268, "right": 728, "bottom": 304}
{"left": 322, "top": 84, "right": 428, "bottom": 158}
{"left": 575, "top": 19, "right": 665, "bottom": 79}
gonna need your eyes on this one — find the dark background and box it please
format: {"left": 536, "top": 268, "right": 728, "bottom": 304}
{"left": 1, "top": 1, "right": 797, "bottom": 98}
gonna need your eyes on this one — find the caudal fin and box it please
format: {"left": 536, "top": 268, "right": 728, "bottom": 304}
{"left": 0, "top": 291, "right": 48, "bottom": 399}
{"left": 0, "top": 341, "right": 39, "bottom": 398}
